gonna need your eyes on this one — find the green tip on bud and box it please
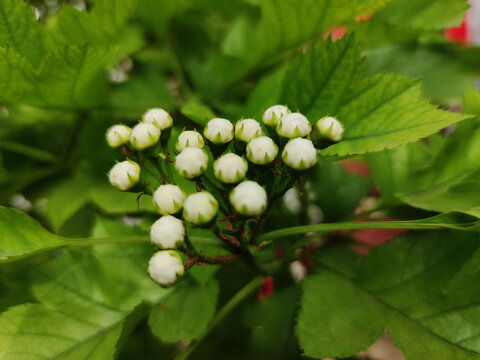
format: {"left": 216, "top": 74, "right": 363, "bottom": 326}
{"left": 106, "top": 124, "right": 131, "bottom": 148}
{"left": 150, "top": 215, "right": 185, "bottom": 249}
{"left": 130, "top": 123, "right": 161, "bottom": 151}
{"left": 108, "top": 160, "right": 141, "bottom": 191}
{"left": 234, "top": 119, "right": 263, "bottom": 142}
{"left": 315, "top": 116, "right": 344, "bottom": 142}
{"left": 282, "top": 138, "right": 318, "bottom": 171}
{"left": 175, "top": 130, "right": 205, "bottom": 152}
{"left": 152, "top": 184, "right": 186, "bottom": 215}
{"left": 148, "top": 250, "right": 184, "bottom": 287}
{"left": 183, "top": 191, "right": 219, "bottom": 225}
{"left": 214, "top": 153, "right": 248, "bottom": 184}
{"left": 174, "top": 147, "right": 209, "bottom": 179}
{"left": 229, "top": 180, "right": 267, "bottom": 217}
{"left": 263, "top": 105, "right": 290, "bottom": 127}
{"left": 143, "top": 108, "right": 173, "bottom": 130}
{"left": 276, "top": 112, "right": 310, "bottom": 139}
{"left": 204, "top": 118, "right": 234, "bottom": 144}
{"left": 246, "top": 136, "right": 278, "bottom": 165}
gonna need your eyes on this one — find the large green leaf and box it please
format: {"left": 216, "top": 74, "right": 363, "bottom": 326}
{"left": 0, "top": 206, "right": 68, "bottom": 263}
{"left": 0, "top": 0, "right": 45, "bottom": 66}
{"left": 0, "top": 47, "right": 34, "bottom": 104}
{"left": 247, "top": 35, "right": 469, "bottom": 156}
{"left": 149, "top": 279, "right": 220, "bottom": 343}
{"left": 297, "top": 231, "right": 480, "bottom": 359}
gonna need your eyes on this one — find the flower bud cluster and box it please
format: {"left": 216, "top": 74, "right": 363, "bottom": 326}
{"left": 106, "top": 105, "right": 345, "bottom": 288}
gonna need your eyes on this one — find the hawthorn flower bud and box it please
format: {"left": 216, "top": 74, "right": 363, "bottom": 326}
{"left": 234, "top": 119, "right": 262, "bottom": 142}
{"left": 150, "top": 215, "right": 185, "bottom": 249}
{"left": 214, "top": 153, "right": 248, "bottom": 184}
{"left": 263, "top": 105, "right": 290, "bottom": 127}
{"left": 316, "top": 116, "right": 344, "bottom": 142}
{"left": 183, "top": 191, "right": 218, "bottom": 225}
{"left": 174, "top": 147, "right": 208, "bottom": 179}
{"left": 130, "top": 123, "right": 161, "bottom": 150}
{"left": 230, "top": 180, "right": 267, "bottom": 217}
{"left": 108, "top": 160, "right": 141, "bottom": 191}
{"left": 148, "top": 250, "right": 184, "bottom": 287}
{"left": 204, "top": 118, "right": 234, "bottom": 144}
{"left": 143, "top": 108, "right": 173, "bottom": 130}
{"left": 106, "top": 125, "right": 131, "bottom": 148}
{"left": 152, "top": 184, "right": 186, "bottom": 215}
{"left": 282, "top": 138, "right": 318, "bottom": 171}
{"left": 276, "top": 112, "right": 310, "bottom": 139}
{"left": 175, "top": 130, "right": 205, "bottom": 152}
{"left": 246, "top": 136, "right": 278, "bottom": 165}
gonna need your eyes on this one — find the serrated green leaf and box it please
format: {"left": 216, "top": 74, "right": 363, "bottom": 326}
{"left": 376, "top": 0, "right": 469, "bottom": 30}
{"left": 0, "top": 47, "right": 35, "bottom": 104}
{"left": 0, "top": 0, "right": 45, "bottom": 66}
{"left": 248, "top": 35, "right": 469, "bottom": 156}
{"left": 149, "top": 279, "right": 219, "bottom": 343}
{"left": 298, "top": 231, "right": 480, "bottom": 359}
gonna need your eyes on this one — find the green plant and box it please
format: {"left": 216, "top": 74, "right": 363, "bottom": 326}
{"left": 1, "top": 0, "right": 480, "bottom": 359}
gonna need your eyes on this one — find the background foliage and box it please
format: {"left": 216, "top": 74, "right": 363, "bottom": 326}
{"left": 1, "top": 0, "right": 480, "bottom": 359}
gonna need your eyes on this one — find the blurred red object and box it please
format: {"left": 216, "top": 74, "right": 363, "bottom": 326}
{"left": 258, "top": 276, "right": 274, "bottom": 301}
{"left": 445, "top": 15, "right": 469, "bottom": 43}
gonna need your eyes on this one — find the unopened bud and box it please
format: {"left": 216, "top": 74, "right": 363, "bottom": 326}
{"left": 108, "top": 160, "right": 141, "bottom": 191}
{"left": 214, "top": 153, "right": 248, "bottom": 184}
{"left": 235, "top": 119, "right": 262, "bottom": 142}
{"left": 150, "top": 216, "right": 185, "bottom": 249}
{"left": 130, "top": 123, "right": 160, "bottom": 150}
{"left": 230, "top": 180, "right": 267, "bottom": 217}
{"left": 152, "top": 184, "right": 186, "bottom": 215}
{"left": 315, "top": 116, "right": 344, "bottom": 143}
{"left": 175, "top": 130, "right": 205, "bottom": 152}
{"left": 183, "top": 191, "right": 219, "bottom": 225}
{"left": 263, "top": 105, "right": 290, "bottom": 127}
{"left": 276, "top": 112, "right": 310, "bottom": 139}
{"left": 143, "top": 108, "right": 173, "bottom": 130}
{"left": 106, "top": 125, "right": 131, "bottom": 148}
{"left": 246, "top": 136, "right": 278, "bottom": 165}
{"left": 204, "top": 118, "right": 234, "bottom": 144}
{"left": 174, "top": 148, "right": 208, "bottom": 179}
{"left": 148, "top": 250, "right": 184, "bottom": 287}
{"left": 282, "top": 138, "right": 318, "bottom": 171}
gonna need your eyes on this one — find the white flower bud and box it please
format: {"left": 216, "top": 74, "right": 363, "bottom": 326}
{"left": 150, "top": 216, "right": 185, "bottom": 249}
{"left": 246, "top": 136, "right": 278, "bottom": 165}
{"left": 174, "top": 147, "right": 208, "bottom": 179}
{"left": 230, "top": 181, "right": 267, "bottom": 217}
{"left": 183, "top": 191, "right": 218, "bottom": 224}
{"left": 175, "top": 130, "right": 205, "bottom": 152}
{"left": 148, "top": 250, "right": 184, "bottom": 287}
{"left": 290, "top": 260, "right": 307, "bottom": 283}
{"left": 214, "top": 153, "right": 248, "bottom": 184}
{"left": 108, "top": 160, "right": 141, "bottom": 191}
{"left": 143, "top": 108, "right": 173, "bottom": 130}
{"left": 204, "top": 118, "right": 234, "bottom": 144}
{"left": 282, "top": 138, "right": 318, "bottom": 171}
{"left": 263, "top": 105, "right": 290, "bottom": 126}
{"left": 130, "top": 123, "right": 161, "bottom": 150}
{"left": 152, "top": 184, "right": 186, "bottom": 215}
{"left": 234, "top": 119, "right": 262, "bottom": 142}
{"left": 316, "top": 116, "right": 344, "bottom": 142}
{"left": 276, "top": 112, "right": 310, "bottom": 138}
{"left": 106, "top": 125, "right": 131, "bottom": 148}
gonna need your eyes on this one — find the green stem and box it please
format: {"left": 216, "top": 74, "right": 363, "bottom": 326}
{"left": 0, "top": 140, "right": 59, "bottom": 163}
{"left": 258, "top": 216, "right": 480, "bottom": 244}
{"left": 176, "top": 277, "right": 263, "bottom": 360}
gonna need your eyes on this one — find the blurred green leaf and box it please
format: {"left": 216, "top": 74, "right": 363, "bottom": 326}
{"left": 149, "top": 279, "right": 219, "bottom": 343}
{"left": 180, "top": 99, "right": 216, "bottom": 127}
{"left": 0, "top": 0, "right": 45, "bottom": 66}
